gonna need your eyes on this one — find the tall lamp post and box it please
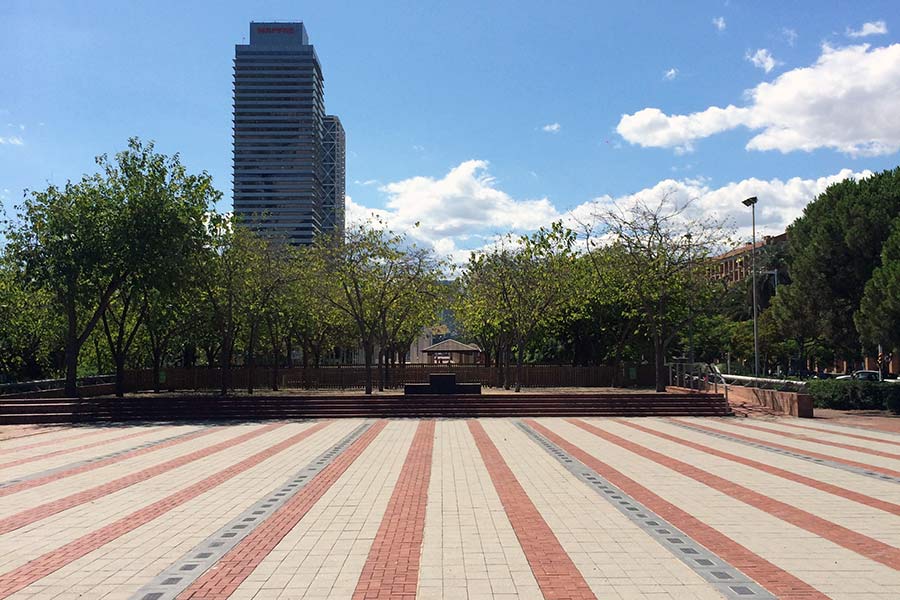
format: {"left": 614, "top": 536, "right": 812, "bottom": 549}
{"left": 743, "top": 196, "right": 759, "bottom": 378}
{"left": 685, "top": 232, "right": 694, "bottom": 363}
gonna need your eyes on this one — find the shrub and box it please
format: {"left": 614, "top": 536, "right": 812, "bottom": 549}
{"left": 806, "top": 379, "right": 900, "bottom": 412}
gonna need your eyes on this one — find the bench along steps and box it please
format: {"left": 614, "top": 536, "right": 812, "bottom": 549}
{"left": 0, "top": 392, "right": 730, "bottom": 424}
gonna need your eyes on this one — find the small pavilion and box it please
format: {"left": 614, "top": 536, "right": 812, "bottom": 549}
{"left": 421, "top": 339, "right": 482, "bottom": 365}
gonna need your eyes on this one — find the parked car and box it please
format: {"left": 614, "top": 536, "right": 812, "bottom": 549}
{"left": 835, "top": 370, "right": 885, "bottom": 382}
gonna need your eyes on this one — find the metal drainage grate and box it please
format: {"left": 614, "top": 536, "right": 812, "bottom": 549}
{"left": 0, "top": 427, "right": 212, "bottom": 490}
{"left": 667, "top": 420, "right": 900, "bottom": 485}
{"left": 515, "top": 421, "right": 777, "bottom": 600}
{"left": 131, "top": 422, "right": 372, "bottom": 600}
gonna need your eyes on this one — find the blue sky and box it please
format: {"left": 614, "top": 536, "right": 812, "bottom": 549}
{"left": 2, "top": 1, "right": 899, "bottom": 258}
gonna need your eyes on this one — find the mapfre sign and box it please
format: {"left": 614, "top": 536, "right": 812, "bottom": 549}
{"left": 256, "top": 26, "right": 296, "bottom": 34}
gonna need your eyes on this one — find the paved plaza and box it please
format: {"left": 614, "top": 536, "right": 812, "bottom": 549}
{"left": 0, "top": 416, "right": 898, "bottom": 599}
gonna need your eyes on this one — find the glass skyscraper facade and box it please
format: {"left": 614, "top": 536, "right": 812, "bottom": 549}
{"left": 233, "top": 22, "right": 345, "bottom": 244}
{"left": 322, "top": 115, "right": 346, "bottom": 239}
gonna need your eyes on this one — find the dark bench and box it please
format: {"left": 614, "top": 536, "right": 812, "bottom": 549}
{"left": 404, "top": 373, "right": 482, "bottom": 395}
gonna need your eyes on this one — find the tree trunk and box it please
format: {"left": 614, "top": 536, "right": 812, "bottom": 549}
{"left": 363, "top": 341, "right": 374, "bottom": 395}
{"left": 301, "top": 343, "right": 310, "bottom": 389}
{"left": 377, "top": 348, "right": 385, "bottom": 392}
{"left": 503, "top": 346, "right": 511, "bottom": 390}
{"left": 152, "top": 350, "right": 163, "bottom": 394}
{"left": 271, "top": 340, "right": 280, "bottom": 392}
{"left": 220, "top": 334, "right": 231, "bottom": 397}
{"left": 94, "top": 336, "right": 102, "bottom": 375}
{"left": 247, "top": 322, "right": 257, "bottom": 395}
{"left": 515, "top": 338, "right": 524, "bottom": 393}
{"left": 654, "top": 333, "right": 666, "bottom": 392}
{"left": 64, "top": 298, "right": 79, "bottom": 398}
{"left": 114, "top": 356, "right": 126, "bottom": 398}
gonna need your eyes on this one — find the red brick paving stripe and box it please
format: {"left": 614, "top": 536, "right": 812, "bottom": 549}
{"left": 352, "top": 421, "right": 434, "bottom": 600}
{"left": 0, "top": 427, "right": 63, "bottom": 443}
{"left": 828, "top": 417, "right": 900, "bottom": 435}
{"left": 524, "top": 419, "right": 829, "bottom": 600}
{"left": 730, "top": 420, "right": 900, "bottom": 461}
{"left": 0, "top": 426, "right": 170, "bottom": 471}
{"left": 0, "top": 423, "right": 282, "bottom": 536}
{"left": 0, "top": 428, "right": 110, "bottom": 455}
{"left": 615, "top": 419, "right": 900, "bottom": 517}
{"left": 777, "top": 421, "right": 900, "bottom": 447}
{"left": 569, "top": 418, "right": 900, "bottom": 571}
{"left": 0, "top": 421, "right": 333, "bottom": 600}
{"left": 671, "top": 418, "right": 900, "bottom": 479}
{"left": 177, "top": 421, "right": 387, "bottom": 600}
{"left": 0, "top": 427, "right": 218, "bottom": 499}
{"left": 468, "top": 420, "right": 597, "bottom": 600}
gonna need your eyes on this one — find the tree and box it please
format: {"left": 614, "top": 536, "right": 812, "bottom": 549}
{"left": 456, "top": 256, "right": 513, "bottom": 386}
{"left": 310, "top": 223, "right": 443, "bottom": 395}
{"left": 4, "top": 138, "right": 219, "bottom": 396}
{"left": 856, "top": 219, "right": 900, "bottom": 363}
{"left": 198, "top": 216, "right": 249, "bottom": 396}
{"left": 461, "top": 222, "right": 576, "bottom": 392}
{"left": 0, "top": 259, "right": 61, "bottom": 381}
{"left": 783, "top": 167, "right": 900, "bottom": 359}
{"left": 588, "top": 197, "right": 729, "bottom": 391}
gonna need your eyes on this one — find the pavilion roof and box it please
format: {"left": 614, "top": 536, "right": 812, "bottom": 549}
{"left": 422, "top": 338, "right": 482, "bottom": 353}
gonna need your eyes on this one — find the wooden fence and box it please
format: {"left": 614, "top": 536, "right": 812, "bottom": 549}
{"left": 123, "top": 363, "right": 655, "bottom": 392}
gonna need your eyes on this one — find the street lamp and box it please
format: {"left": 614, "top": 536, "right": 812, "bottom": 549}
{"left": 742, "top": 196, "right": 759, "bottom": 378}
{"left": 684, "top": 232, "right": 694, "bottom": 363}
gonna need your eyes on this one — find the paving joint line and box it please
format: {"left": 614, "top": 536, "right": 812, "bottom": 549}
{"left": 131, "top": 422, "right": 372, "bottom": 600}
{"left": 516, "top": 420, "right": 776, "bottom": 600}
{"left": 667, "top": 419, "right": 900, "bottom": 484}
{"left": 0, "top": 427, "right": 210, "bottom": 491}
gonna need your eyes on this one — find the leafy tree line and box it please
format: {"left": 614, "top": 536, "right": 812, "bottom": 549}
{"left": 0, "top": 139, "right": 445, "bottom": 396}
{"left": 454, "top": 200, "right": 729, "bottom": 391}
{"left": 764, "top": 167, "right": 900, "bottom": 375}
{"left": 660, "top": 166, "right": 900, "bottom": 378}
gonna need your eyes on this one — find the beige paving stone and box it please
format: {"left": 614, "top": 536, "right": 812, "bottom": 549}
{"left": 630, "top": 418, "right": 900, "bottom": 503}
{"left": 0, "top": 422, "right": 317, "bottom": 573}
{"left": 225, "top": 420, "right": 416, "bottom": 600}
{"left": 597, "top": 419, "right": 900, "bottom": 544}
{"left": 0, "top": 424, "right": 198, "bottom": 482}
{"left": 542, "top": 417, "right": 900, "bottom": 600}
{"left": 747, "top": 417, "right": 900, "bottom": 445}
{"left": 0, "top": 423, "right": 258, "bottom": 517}
{"left": 482, "top": 419, "right": 724, "bottom": 600}
{"left": 729, "top": 417, "right": 900, "bottom": 453}
{"left": 4, "top": 421, "right": 359, "bottom": 599}
{"left": 418, "top": 421, "right": 541, "bottom": 600}
{"left": 0, "top": 426, "right": 109, "bottom": 453}
{"left": 692, "top": 417, "right": 900, "bottom": 471}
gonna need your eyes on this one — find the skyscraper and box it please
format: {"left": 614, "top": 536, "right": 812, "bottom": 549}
{"left": 232, "top": 22, "right": 344, "bottom": 244}
{"left": 322, "top": 115, "right": 346, "bottom": 238}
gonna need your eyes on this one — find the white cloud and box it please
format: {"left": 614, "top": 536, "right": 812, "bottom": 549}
{"left": 346, "top": 160, "right": 559, "bottom": 260}
{"left": 0, "top": 136, "right": 24, "bottom": 146}
{"left": 713, "top": 17, "right": 727, "bottom": 32}
{"left": 562, "top": 169, "right": 874, "bottom": 247}
{"left": 617, "top": 42, "right": 900, "bottom": 156}
{"left": 783, "top": 28, "right": 798, "bottom": 46}
{"left": 663, "top": 68, "right": 678, "bottom": 81}
{"left": 746, "top": 48, "right": 779, "bottom": 73}
{"left": 847, "top": 21, "right": 888, "bottom": 38}
{"left": 541, "top": 122, "right": 561, "bottom": 133}
{"left": 347, "top": 161, "right": 873, "bottom": 260}
{"left": 354, "top": 179, "right": 380, "bottom": 186}
{"left": 617, "top": 105, "right": 750, "bottom": 153}
{"left": 412, "top": 144, "right": 425, "bottom": 152}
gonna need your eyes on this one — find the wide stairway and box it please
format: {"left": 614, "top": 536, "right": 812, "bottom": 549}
{"left": 0, "top": 392, "right": 731, "bottom": 424}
